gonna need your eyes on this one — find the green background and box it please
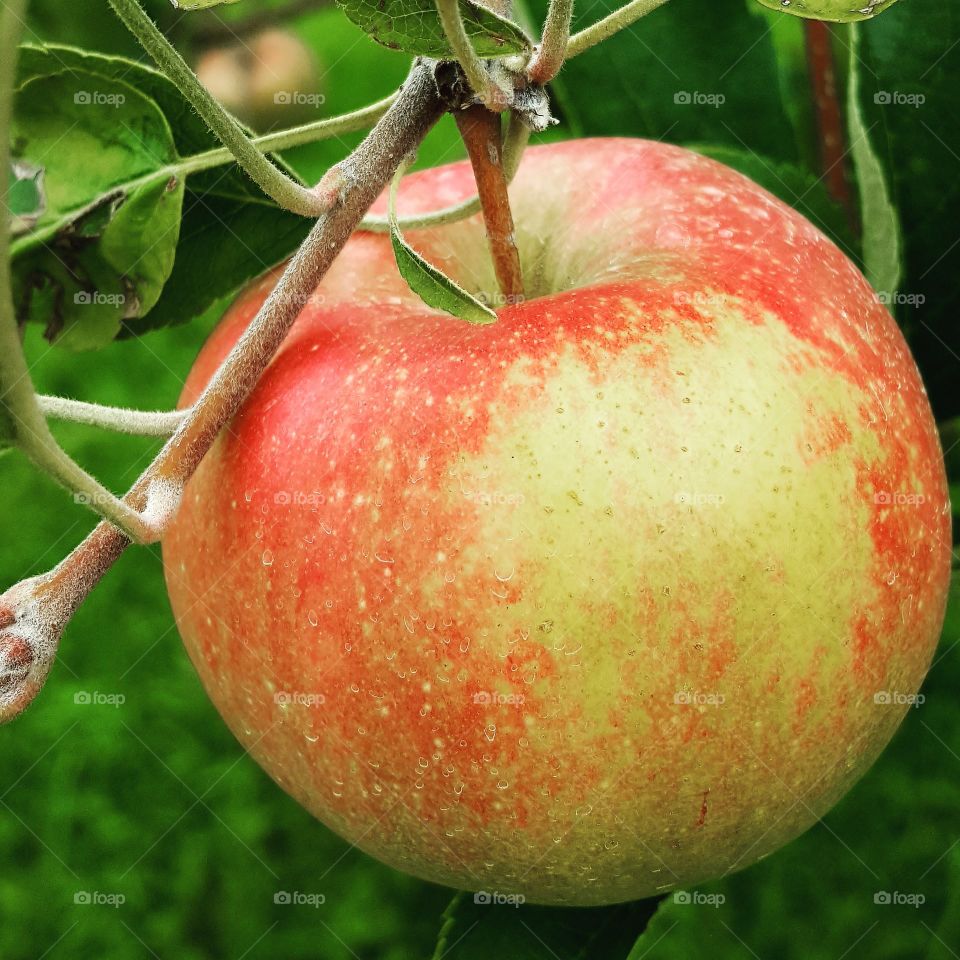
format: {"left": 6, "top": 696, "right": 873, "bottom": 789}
{"left": 2, "top": 0, "right": 958, "bottom": 957}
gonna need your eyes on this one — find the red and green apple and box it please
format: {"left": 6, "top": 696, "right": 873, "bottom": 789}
{"left": 163, "top": 138, "right": 950, "bottom": 906}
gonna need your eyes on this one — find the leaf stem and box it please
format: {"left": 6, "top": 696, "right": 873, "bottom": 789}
{"left": 0, "top": 60, "right": 447, "bottom": 723}
{"left": 565, "top": 0, "right": 671, "bottom": 59}
{"left": 360, "top": 111, "right": 530, "bottom": 233}
{"left": 454, "top": 106, "right": 525, "bottom": 301}
{"left": 527, "top": 0, "right": 574, "bottom": 84}
{"left": 37, "top": 396, "right": 188, "bottom": 437}
{"left": 108, "top": 0, "right": 330, "bottom": 217}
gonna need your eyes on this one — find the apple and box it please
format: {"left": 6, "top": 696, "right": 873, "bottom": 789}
{"left": 194, "top": 29, "right": 323, "bottom": 130}
{"left": 163, "top": 138, "right": 951, "bottom": 906}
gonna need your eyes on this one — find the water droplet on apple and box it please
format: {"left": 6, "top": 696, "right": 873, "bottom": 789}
{"left": 261, "top": 549, "right": 274, "bottom": 566}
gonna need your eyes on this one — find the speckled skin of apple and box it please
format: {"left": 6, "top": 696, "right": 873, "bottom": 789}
{"left": 163, "top": 139, "right": 951, "bottom": 906}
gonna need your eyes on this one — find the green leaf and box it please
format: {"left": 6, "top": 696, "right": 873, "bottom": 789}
{"left": 752, "top": 0, "right": 897, "bottom": 21}
{"left": 846, "top": 23, "right": 901, "bottom": 297}
{"left": 10, "top": 69, "right": 184, "bottom": 349}
{"left": 548, "top": 0, "right": 797, "bottom": 163}
{"left": 12, "top": 44, "right": 315, "bottom": 341}
{"left": 688, "top": 144, "right": 858, "bottom": 263}
{"left": 389, "top": 166, "right": 497, "bottom": 325}
{"left": 433, "top": 892, "right": 662, "bottom": 960}
{"left": 850, "top": 0, "right": 960, "bottom": 419}
{"left": 338, "top": 0, "right": 530, "bottom": 58}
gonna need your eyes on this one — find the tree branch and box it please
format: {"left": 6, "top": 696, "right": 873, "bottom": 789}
{"left": 454, "top": 106, "right": 525, "bottom": 301}
{"left": 0, "top": 60, "right": 447, "bottom": 724}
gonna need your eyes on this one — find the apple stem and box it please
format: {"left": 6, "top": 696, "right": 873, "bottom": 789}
{"left": 0, "top": 60, "right": 446, "bottom": 724}
{"left": 361, "top": 111, "right": 531, "bottom": 234}
{"left": 455, "top": 106, "right": 526, "bottom": 304}
{"left": 804, "top": 20, "right": 857, "bottom": 233}
{"left": 108, "top": 0, "right": 332, "bottom": 218}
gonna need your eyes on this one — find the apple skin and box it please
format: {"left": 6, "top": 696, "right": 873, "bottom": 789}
{"left": 163, "top": 138, "right": 951, "bottom": 906}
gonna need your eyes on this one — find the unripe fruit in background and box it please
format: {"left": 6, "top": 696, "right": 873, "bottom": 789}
{"left": 163, "top": 139, "right": 951, "bottom": 906}
{"left": 194, "top": 28, "right": 323, "bottom": 130}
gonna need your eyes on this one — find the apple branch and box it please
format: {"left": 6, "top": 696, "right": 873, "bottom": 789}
{"left": 565, "top": 0, "right": 672, "bottom": 59}
{"left": 527, "top": 0, "right": 574, "bottom": 85}
{"left": 454, "top": 106, "right": 525, "bottom": 301}
{"left": 108, "top": 0, "right": 332, "bottom": 218}
{"left": 0, "top": 60, "right": 447, "bottom": 724}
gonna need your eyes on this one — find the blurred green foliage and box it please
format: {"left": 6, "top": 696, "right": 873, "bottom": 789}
{"left": 1, "top": 0, "right": 958, "bottom": 957}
